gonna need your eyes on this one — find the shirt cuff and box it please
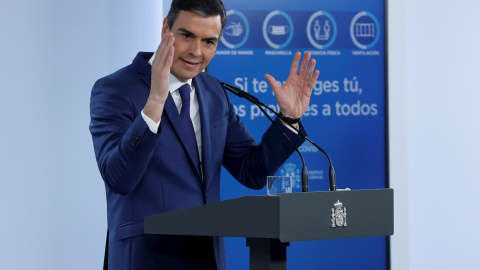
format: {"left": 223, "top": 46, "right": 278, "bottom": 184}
{"left": 285, "top": 124, "right": 299, "bottom": 134}
{"left": 279, "top": 119, "right": 299, "bottom": 134}
{"left": 141, "top": 110, "right": 161, "bottom": 134}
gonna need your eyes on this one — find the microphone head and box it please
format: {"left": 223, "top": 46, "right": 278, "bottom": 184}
{"left": 329, "top": 165, "right": 336, "bottom": 191}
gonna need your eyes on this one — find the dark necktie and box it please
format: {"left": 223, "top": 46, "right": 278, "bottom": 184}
{"left": 178, "top": 84, "right": 200, "bottom": 171}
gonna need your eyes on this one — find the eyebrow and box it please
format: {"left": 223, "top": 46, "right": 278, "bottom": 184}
{"left": 177, "top": 28, "right": 219, "bottom": 43}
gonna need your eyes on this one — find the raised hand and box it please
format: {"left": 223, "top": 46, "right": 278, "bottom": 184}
{"left": 143, "top": 31, "right": 175, "bottom": 123}
{"left": 264, "top": 52, "right": 320, "bottom": 124}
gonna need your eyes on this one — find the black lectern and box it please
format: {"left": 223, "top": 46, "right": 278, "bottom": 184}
{"left": 145, "top": 189, "right": 393, "bottom": 270}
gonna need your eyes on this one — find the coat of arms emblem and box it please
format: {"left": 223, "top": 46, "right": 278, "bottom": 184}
{"left": 331, "top": 200, "right": 347, "bottom": 227}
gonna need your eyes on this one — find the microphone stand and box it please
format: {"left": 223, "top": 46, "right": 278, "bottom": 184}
{"left": 221, "top": 82, "right": 337, "bottom": 192}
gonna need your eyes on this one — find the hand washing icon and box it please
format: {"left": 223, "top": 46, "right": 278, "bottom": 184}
{"left": 225, "top": 22, "right": 243, "bottom": 37}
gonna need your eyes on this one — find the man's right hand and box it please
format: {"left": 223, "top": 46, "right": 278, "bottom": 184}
{"left": 143, "top": 31, "right": 175, "bottom": 123}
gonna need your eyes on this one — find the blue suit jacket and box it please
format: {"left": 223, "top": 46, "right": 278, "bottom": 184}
{"left": 90, "top": 52, "right": 306, "bottom": 270}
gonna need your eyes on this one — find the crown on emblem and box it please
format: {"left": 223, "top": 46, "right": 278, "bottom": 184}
{"left": 284, "top": 162, "right": 297, "bottom": 172}
{"left": 334, "top": 200, "right": 343, "bottom": 209}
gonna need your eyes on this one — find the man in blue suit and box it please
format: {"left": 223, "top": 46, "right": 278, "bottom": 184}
{"left": 89, "top": 0, "right": 319, "bottom": 269}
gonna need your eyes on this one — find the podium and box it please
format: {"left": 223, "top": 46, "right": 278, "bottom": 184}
{"left": 145, "top": 189, "right": 393, "bottom": 269}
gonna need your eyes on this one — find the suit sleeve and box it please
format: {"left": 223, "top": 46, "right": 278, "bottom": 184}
{"left": 89, "top": 77, "right": 158, "bottom": 195}
{"left": 221, "top": 92, "right": 306, "bottom": 190}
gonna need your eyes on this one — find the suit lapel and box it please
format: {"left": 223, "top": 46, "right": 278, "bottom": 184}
{"left": 141, "top": 72, "right": 151, "bottom": 90}
{"left": 194, "top": 77, "right": 212, "bottom": 185}
{"left": 135, "top": 52, "right": 153, "bottom": 88}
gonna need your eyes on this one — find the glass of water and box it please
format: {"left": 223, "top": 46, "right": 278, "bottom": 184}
{"left": 267, "top": 176, "right": 293, "bottom": 196}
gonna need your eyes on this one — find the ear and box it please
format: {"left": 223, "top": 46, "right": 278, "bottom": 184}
{"left": 162, "top": 17, "right": 170, "bottom": 35}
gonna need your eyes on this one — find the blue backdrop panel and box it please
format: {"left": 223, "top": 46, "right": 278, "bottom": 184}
{"left": 208, "top": 0, "right": 387, "bottom": 269}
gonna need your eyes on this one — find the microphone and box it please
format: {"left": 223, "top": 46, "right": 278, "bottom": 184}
{"left": 221, "top": 82, "right": 262, "bottom": 106}
{"left": 304, "top": 137, "right": 336, "bottom": 191}
{"left": 221, "top": 82, "right": 337, "bottom": 192}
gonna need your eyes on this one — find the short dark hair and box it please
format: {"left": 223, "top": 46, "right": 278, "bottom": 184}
{"left": 166, "top": 0, "right": 227, "bottom": 34}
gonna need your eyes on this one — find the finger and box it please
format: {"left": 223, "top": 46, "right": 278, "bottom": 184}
{"left": 298, "top": 52, "right": 311, "bottom": 78}
{"left": 154, "top": 33, "right": 175, "bottom": 70}
{"left": 154, "top": 33, "right": 174, "bottom": 63}
{"left": 155, "top": 32, "right": 171, "bottom": 58}
{"left": 264, "top": 74, "right": 279, "bottom": 93}
{"left": 165, "top": 46, "right": 175, "bottom": 68}
{"left": 288, "top": 52, "right": 302, "bottom": 77}
{"left": 305, "top": 58, "right": 317, "bottom": 81}
{"left": 307, "top": 70, "right": 320, "bottom": 92}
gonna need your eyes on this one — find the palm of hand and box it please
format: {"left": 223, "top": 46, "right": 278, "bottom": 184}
{"left": 265, "top": 52, "right": 320, "bottom": 119}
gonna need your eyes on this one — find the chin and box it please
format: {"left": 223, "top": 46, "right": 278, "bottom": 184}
{"left": 171, "top": 70, "right": 194, "bottom": 82}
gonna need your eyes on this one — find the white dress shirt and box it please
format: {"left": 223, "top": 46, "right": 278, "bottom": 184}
{"left": 141, "top": 53, "right": 203, "bottom": 163}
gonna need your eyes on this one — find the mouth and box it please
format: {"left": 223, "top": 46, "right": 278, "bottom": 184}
{"left": 180, "top": 58, "right": 201, "bottom": 68}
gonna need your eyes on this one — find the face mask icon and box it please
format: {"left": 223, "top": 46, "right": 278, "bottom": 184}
{"left": 268, "top": 25, "right": 289, "bottom": 35}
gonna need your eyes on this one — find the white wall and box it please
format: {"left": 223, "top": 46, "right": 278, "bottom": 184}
{"left": 390, "top": 0, "right": 480, "bottom": 269}
{"left": 388, "top": 0, "right": 409, "bottom": 268}
{"left": 0, "top": 1, "right": 161, "bottom": 269}
{"left": 406, "top": 0, "right": 480, "bottom": 269}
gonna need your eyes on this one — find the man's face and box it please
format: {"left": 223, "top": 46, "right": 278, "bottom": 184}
{"left": 163, "top": 10, "right": 222, "bottom": 82}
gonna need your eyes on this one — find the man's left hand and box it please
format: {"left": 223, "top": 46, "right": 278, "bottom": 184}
{"left": 264, "top": 52, "right": 319, "bottom": 128}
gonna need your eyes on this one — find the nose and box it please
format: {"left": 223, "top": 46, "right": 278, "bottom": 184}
{"left": 189, "top": 39, "right": 202, "bottom": 57}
